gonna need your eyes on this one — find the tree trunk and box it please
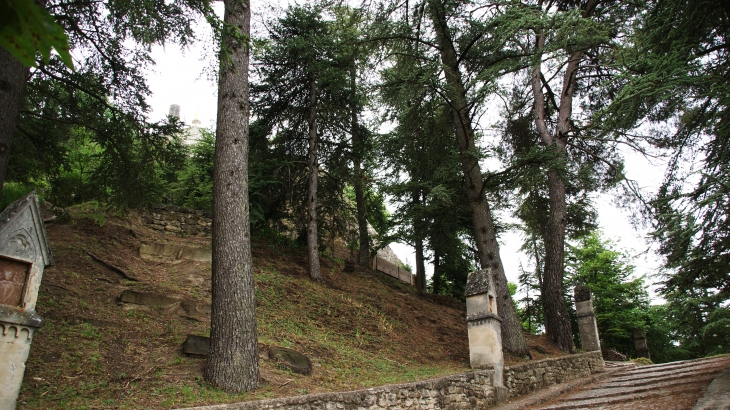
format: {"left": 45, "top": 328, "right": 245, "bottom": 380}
{"left": 0, "top": 48, "right": 28, "bottom": 201}
{"left": 413, "top": 191, "right": 426, "bottom": 294}
{"left": 530, "top": 0, "right": 597, "bottom": 351}
{"left": 307, "top": 73, "right": 322, "bottom": 281}
{"left": 354, "top": 158, "right": 369, "bottom": 266}
{"left": 427, "top": 0, "right": 529, "bottom": 356}
{"left": 204, "top": 0, "right": 258, "bottom": 392}
{"left": 352, "top": 67, "right": 369, "bottom": 267}
{"left": 432, "top": 248, "right": 442, "bottom": 295}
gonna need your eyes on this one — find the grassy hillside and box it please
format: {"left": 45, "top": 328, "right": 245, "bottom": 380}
{"left": 16, "top": 205, "right": 561, "bottom": 409}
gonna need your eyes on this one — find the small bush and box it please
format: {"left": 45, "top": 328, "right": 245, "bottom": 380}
{"left": 631, "top": 357, "right": 654, "bottom": 366}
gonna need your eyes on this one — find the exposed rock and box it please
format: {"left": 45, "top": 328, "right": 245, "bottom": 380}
{"left": 180, "top": 300, "right": 211, "bottom": 316}
{"left": 182, "top": 335, "right": 210, "bottom": 356}
{"left": 268, "top": 347, "right": 313, "bottom": 375}
{"left": 117, "top": 290, "right": 178, "bottom": 306}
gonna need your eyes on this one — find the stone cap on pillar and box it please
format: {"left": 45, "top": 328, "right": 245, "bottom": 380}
{"left": 574, "top": 285, "right": 592, "bottom": 302}
{"left": 0, "top": 192, "right": 53, "bottom": 267}
{"left": 465, "top": 269, "right": 501, "bottom": 321}
{"left": 465, "top": 269, "right": 492, "bottom": 297}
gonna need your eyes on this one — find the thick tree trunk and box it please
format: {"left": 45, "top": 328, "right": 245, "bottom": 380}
{"left": 530, "top": 0, "right": 595, "bottom": 351}
{"left": 204, "top": 0, "right": 259, "bottom": 392}
{"left": 0, "top": 49, "right": 28, "bottom": 201}
{"left": 307, "top": 74, "right": 322, "bottom": 281}
{"left": 427, "top": 0, "right": 529, "bottom": 356}
{"left": 542, "top": 167, "right": 572, "bottom": 351}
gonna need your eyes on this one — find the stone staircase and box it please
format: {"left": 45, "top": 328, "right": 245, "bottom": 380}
{"left": 529, "top": 355, "right": 730, "bottom": 410}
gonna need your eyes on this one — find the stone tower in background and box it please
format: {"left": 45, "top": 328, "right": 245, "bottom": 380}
{"left": 169, "top": 104, "right": 180, "bottom": 119}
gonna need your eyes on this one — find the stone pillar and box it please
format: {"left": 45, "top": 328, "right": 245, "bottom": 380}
{"left": 168, "top": 104, "right": 180, "bottom": 118}
{"left": 465, "top": 268, "right": 507, "bottom": 402}
{"left": 633, "top": 328, "right": 650, "bottom": 359}
{"left": 0, "top": 192, "right": 53, "bottom": 409}
{"left": 574, "top": 286, "right": 601, "bottom": 352}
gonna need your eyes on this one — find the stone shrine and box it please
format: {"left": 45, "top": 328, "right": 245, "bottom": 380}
{"left": 574, "top": 285, "right": 601, "bottom": 352}
{"left": 0, "top": 192, "right": 53, "bottom": 409}
{"left": 465, "top": 268, "right": 508, "bottom": 402}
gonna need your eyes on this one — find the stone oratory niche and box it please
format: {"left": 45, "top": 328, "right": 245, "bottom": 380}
{"left": 0, "top": 192, "right": 53, "bottom": 410}
{"left": 465, "top": 268, "right": 508, "bottom": 402}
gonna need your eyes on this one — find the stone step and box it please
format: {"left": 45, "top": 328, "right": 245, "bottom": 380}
{"left": 568, "top": 372, "right": 717, "bottom": 401}
{"left": 538, "top": 381, "right": 705, "bottom": 410}
{"left": 620, "top": 356, "right": 730, "bottom": 376}
{"left": 597, "top": 364, "right": 726, "bottom": 389}
{"left": 607, "top": 357, "right": 730, "bottom": 383}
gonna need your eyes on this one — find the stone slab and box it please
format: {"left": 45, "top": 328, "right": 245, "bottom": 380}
{"left": 182, "top": 335, "right": 210, "bottom": 356}
{"left": 118, "top": 290, "right": 178, "bottom": 306}
{"left": 139, "top": 241, "right": 211, "bottom": 263}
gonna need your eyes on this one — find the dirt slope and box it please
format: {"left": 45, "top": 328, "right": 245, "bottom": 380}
{"left": 16, "top": 206, "right": 562, "bottom": 409}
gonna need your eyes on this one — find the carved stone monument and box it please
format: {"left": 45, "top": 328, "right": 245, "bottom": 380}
{"left": 574, "top": 285, "right": 601, "bottom": 352}
{"left": 633, "top": 328, "right": 650, "bottom": 359}
{"left": 465, "top": 268, "right": 507, "bottom": 402}
{"left": 0, "top": 192, "right": 53, "bottom": 409}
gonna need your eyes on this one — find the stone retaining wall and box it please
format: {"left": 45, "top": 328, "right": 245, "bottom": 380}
{"left": 180, "top": 370, "right": 495, "bottom": 410}
{"left": 141, "top": 205, "right": 212, "bottom": 236}
{"left": 178, "top": 352, "right": 604, "bottom": 410}
{"left": 505, "top": 351, "right": 604, "bottom": 397}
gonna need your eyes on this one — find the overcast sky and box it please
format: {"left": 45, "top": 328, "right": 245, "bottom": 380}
{"left": 143, "top": 5, "right": 667, "bottom": 301}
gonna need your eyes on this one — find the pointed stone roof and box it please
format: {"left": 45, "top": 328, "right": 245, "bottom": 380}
{"left": 0, "top": 191, "right": 53, "bottom": 267}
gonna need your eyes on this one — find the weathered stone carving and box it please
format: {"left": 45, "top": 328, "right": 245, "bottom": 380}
{"left": 0, "top": 192, "right": 52, "bottom": 410}
{"left": 574, "top": 286, "right": 601, "bottom": 352}
{"left": 0, "top": 258, "right": 29, "bottom": 306}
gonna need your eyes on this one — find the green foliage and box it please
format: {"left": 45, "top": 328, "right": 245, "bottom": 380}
{"left": 565, "top": 231, "right": 650, "bottom": 355}
{"left": 172, "top": 130, "right": 215, "bottom": 213}
{"left": 516, "top": 259, "right": 544, "bottom": 334}
{"left": 0, "top": 181, "right": 43, "bottom": 210}
{"left": 592, "top": 0, "right": 730, "bottom": 361}
{"left": 0, "top": 0, "right": 73, "bottom": 68}
{"left": 6, "top": 0, "right": 219, "bottom": 210}
{"left": 702, "top": 307, "right": 730, "bottom": 356}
